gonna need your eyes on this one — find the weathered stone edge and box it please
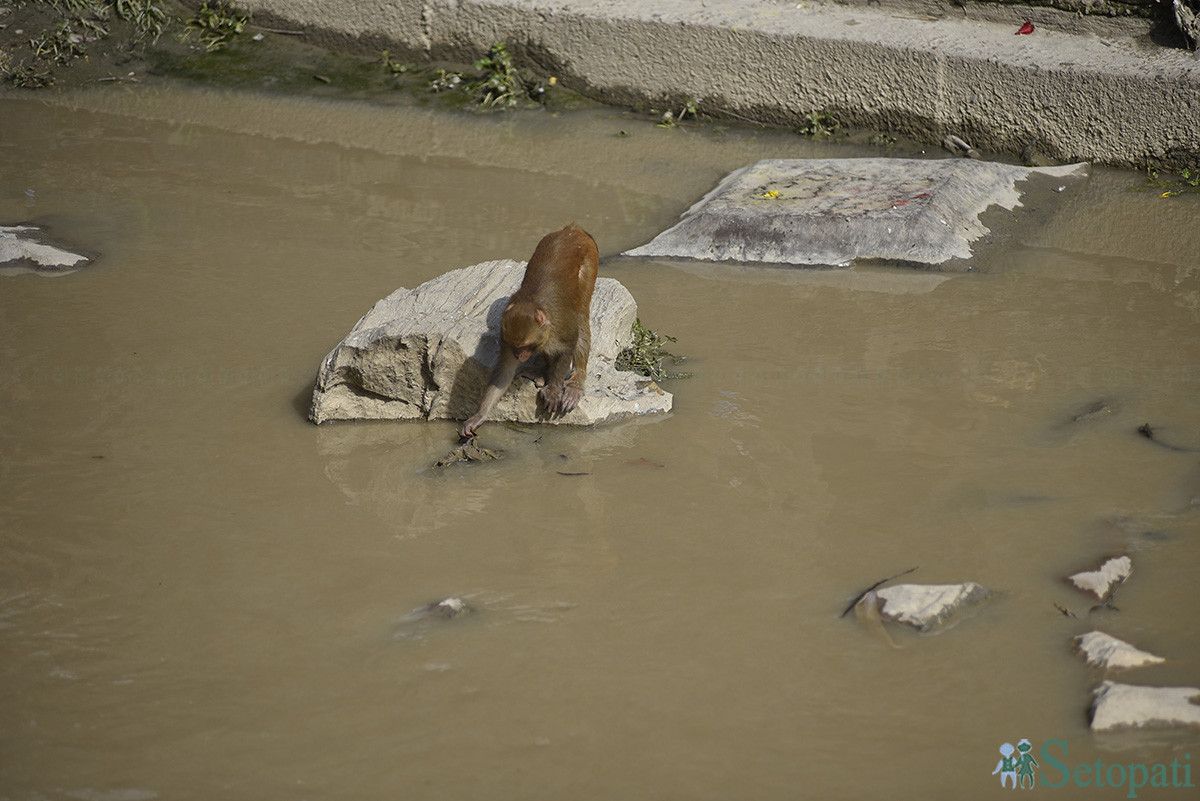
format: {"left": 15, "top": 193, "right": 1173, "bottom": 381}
{"left": 232, "top": 0, "right": 1200, "bottom": 169}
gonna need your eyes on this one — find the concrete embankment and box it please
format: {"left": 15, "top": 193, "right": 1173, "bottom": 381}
{"left": 234, "top": 0, "right": 1199, "bottom": 169}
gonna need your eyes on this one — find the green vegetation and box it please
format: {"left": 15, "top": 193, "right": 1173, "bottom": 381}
{"left": 380, "top": 49, "right": 411, "bottom": 76}
{"left": 0, "top": 7, "right": 584, "bottom": 113}
{"left": 115, "top": 0, "right": 168, "bottom": 40}
{"left": 3, "top": 0, "right": 174, "bottom": 86}
{"left": 184, "top": 0, "right": 249, "bottom": 52}
{"left": 616, "top": 319, "right": 691, "bottom": 381}
{"left": 656, "top": 97, "right": 699, "bottom": 128}
{"left": 868, "top": 131, "right": 898, "bottom": 148}
{"left": 797, "top": 110, "right": 840, "bottom": 139}
{"left": 424, "top": 43, "right": 564, "bottom": 111}
{"left": 28, "top": 19, "right": 88, "bottom": 65}
{"left": 1133, "top": 166, "right": 1200, "bottom": 197}
{"left": 471, "top": 43, "right": 522, "bottom": 108}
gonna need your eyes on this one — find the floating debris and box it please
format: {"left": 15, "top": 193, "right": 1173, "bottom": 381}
{"left": 941, "top": 134, "right": 980, "bottom": 159}
{"left": 626, "top": 457, "right": 665, "bottom": 468}
{"left": 1067, "top": 556, "right": 1131, "bottom": 601}
{"left": 1070, "top": 399, "right": 1115, "bottom": 424}
{"left": 435, "top": 438, "right": 504, "bottom": 468}
{"left": 1054, "top": 603, "right": 1077, "bottom": 619}
{"left": 1137, "top": 423, "right": 1197, "bottom": 453}
{"left": 1074, "top": 631, "right": 1165, "bottom": 671}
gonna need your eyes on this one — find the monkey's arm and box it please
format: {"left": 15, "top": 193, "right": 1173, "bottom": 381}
{"left": 461, "top": 348, "right": 518, "bottom": 437}
{"left": 557, "top": 319, "right": 591, "bottom": 414}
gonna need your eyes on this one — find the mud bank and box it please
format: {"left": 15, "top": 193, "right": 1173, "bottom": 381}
{"left": 229, "top": 0, "right": 1200, "bottom": 169}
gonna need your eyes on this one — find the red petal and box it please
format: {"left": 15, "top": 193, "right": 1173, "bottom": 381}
{"left": 1016, "top": 21, "right": 1034, "bottom": 35}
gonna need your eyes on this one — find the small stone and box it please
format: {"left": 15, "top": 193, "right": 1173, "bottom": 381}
{"left": 425, "top": 597, "right": 470, "bottom": 619}
{"left": 1074, "top": 631, "right": 1165, "bottom": 671}
{"left": 1067, "top": 556, "right": 1131, "bottom": 601}
{"left": 873, "top": 581, "right": 996, "bottom": 632}
{"left": 1090, "top": 680, "right": 1200, "bottom": 732}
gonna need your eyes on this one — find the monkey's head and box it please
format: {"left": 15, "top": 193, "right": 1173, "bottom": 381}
{"left": 501, "top": 300, "right": 550, "bottom": 362}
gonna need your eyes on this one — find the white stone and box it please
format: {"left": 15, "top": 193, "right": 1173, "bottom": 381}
{"left": 1068, "top": 555, "right": 1132, "bottom": 600}
{"left": 1090, "top": 681, "right": 1200, "bottom": 732}
{"left": 309, "top": 260, "right": 672, "bottom": 426}
{"left": 873, "top": 582, "right": 996, "bottom": 632}
{"left": 0, "top": 225, "right": 89, "bottom": 275}
{"left": 1074, "top": 631, "right": 1165, "bottom": 671}
{"left": 623, "top": 158, "right": 1088, "bottom": 268}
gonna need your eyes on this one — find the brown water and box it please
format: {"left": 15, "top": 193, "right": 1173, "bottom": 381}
{"left": 1, "top": 86, "right": 1198, "bottom": 801}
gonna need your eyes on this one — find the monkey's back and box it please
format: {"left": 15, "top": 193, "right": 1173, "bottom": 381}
{"left": 514, "top": 223, "right": 598, "bottom": 330}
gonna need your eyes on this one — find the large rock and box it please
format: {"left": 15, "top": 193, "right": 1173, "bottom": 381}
{"left": 0, "top": 225, "right": 90, "bottom": 276}
{"left": 1074, "top": 631, "right": 1165, "bottom": 672}
{"left": 623, "top": 158, "right": 1088, "bottom": 269}
{"left": 1090, "top": 681, "right": 1200, "bottom": 732}
{"left": 872, "top": 582, "right": 997, "bottom": 632}
{"left": 1067, "top": 555, "right": 1132, "bottom": 601}
{"left": 309, "top": 260, "right": 672, "bottom": 426}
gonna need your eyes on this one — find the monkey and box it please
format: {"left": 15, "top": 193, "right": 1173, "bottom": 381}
{"left": 460, "top": 223, "right": 598, "bottom": 438}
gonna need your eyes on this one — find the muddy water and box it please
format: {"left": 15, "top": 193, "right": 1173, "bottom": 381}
{"left": 1, "top": 87, "right": 1198, "bottom": 800}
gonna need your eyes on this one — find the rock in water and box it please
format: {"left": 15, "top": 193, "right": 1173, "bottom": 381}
{"left": 1090, "top": 681, "right": 1200, "bottom": 732}
{"left": 1074, "top": 631, "right": 1165, "bottom": 671}
{"left": 872, "top": 582, "right": 996, "bottom": 632}
{"left": 309, "top": 260, "right": 673, "bottom": 425}
{"left": 623, "top": 158, "right": 1088, "bottom": 268}
{"left": 0, "top": 225, "right": 90, "bottom": 275}
{"left": 1067, "top": 555, "right": 1131, "bottom": 601}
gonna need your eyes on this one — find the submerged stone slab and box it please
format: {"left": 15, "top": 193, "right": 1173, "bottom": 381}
{"left": 1067, "top": 555, "right": 1132, "bottom": 601}
{"left": 1090, "top": 681, "right": 1200, "bottom": 732}
{"left": 0, "top": 225, "right": 90, "bottom": 275}
{"left": 873, "top": 582, "right": 996, "bottom": 632}
{"left": 623, "top": 158, "right": 1088, "bottom": 268}
{"left": 1074, "top": 631, "right": 1166, "bottom": 671}
{"left": 309, "top": 260, "right": 672, "bottom": 426}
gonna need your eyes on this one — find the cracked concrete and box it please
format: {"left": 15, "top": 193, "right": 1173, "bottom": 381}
{"left": 235, "top": 0, "right": 1200, "bottom": 168}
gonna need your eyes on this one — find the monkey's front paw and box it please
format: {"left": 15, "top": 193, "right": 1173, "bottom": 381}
{"left": 559, "top": 384, "right": 583, "bottom": 414}
{"left": 461, "top": 416, "right": 484, "bottom": 438}
{"left": 538, "top": 383, "right": 564, "bottom": 414}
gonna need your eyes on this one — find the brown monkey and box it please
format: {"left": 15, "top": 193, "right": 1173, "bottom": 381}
{"left": 461, "top": 223, "right": 598, "bottom": 437}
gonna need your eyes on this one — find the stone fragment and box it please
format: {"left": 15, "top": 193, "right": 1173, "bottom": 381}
{"left": 1074, "top": 631, "right": 1165, "bottom": 671}
{"left": 623, "top": 158, "right": 1088, "bottom": 268}
{"left": 1067, "top": 556, "right": 1132, "bottom": 601}
{"left": 1090, "top": 681, "right": 1200, "bottom": 732}
{"left": 872, "top": 581, "right": 996, "bottom": 632}
{"left": 421, "top": 597, "right": 471, "bottom": 619}
{"left": 0, "top": 225, "right": 90, "bottom": 275}
{"left": 309, "top": 260, "right": 672, "bottom": 426}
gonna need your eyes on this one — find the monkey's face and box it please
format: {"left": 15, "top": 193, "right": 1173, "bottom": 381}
{"left": 501, "top": 302, "right": 550, "bottom": 361}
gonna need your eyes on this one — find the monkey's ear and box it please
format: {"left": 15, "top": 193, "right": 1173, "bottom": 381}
{"left": 536, "top": 309, "right": 549, "bottom": 326}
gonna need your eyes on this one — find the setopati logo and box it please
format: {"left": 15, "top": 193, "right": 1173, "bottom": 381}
{"left": 990, "top": 739, "right": 1195, "bottom": 798}
{"left": 992, "top": 739, "right": 1039, "bottom": 788}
